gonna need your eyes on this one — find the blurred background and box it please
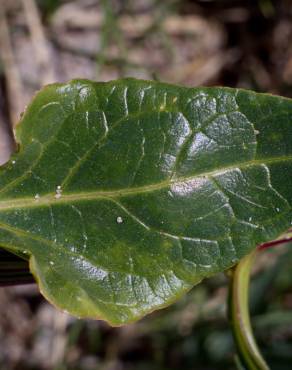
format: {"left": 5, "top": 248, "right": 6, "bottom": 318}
{"left": 0, "top": 0, "right": 292, "bottom": 369}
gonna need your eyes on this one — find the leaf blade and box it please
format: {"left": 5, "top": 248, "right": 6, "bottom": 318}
{"left": 0, "top": 78, "right": 291, "bottom": 325}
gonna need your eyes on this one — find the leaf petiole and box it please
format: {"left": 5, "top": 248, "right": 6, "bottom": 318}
{"left": 228, "top": 251, "right": 269, "bottom": 370}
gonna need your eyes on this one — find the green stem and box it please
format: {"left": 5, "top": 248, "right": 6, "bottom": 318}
{"left": 228, "top": 251, "right": 270, "bottom": 370}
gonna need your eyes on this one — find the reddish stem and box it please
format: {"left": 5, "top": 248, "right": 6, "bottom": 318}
{"left": 258, "top": 231, "right": 292, "bottom": 251}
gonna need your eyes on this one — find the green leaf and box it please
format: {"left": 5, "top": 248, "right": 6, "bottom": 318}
{"left": 0, "top": 78, "right": 291, "bottom": 325}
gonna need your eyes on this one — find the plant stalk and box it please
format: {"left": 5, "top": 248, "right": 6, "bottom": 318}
{"left": 228, "top": 251, "right": 270, "bottom": 370}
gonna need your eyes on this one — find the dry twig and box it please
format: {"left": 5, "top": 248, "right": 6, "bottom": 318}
{"left": 21, "top": 0, "right": 56, "bottom": 85}
{"left": 0, "top": 0, "right": 24, "bottom": 127}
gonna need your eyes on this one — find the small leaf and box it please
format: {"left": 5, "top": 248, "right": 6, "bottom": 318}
{"left": 0, "top": 78, "right": 291, "bottom": 325}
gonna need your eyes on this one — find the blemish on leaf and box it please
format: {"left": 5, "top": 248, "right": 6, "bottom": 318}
{"left": 116, "top": 216, "right": 123, "bottom": 224}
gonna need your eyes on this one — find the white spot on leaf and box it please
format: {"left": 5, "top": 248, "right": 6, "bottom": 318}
{"left": 55, "top": 185, "right": 62, "bottom": 199}
{"left": 116, "top": 216, "right": 123, "bottom": 224}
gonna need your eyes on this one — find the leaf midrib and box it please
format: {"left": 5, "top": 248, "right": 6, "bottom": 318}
{"left": 0, "top": 154, "right": 290, "bottom": 211}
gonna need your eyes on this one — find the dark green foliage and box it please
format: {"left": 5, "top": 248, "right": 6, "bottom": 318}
{"left": 0, "top": 78, "right": 291, "bottom": 325}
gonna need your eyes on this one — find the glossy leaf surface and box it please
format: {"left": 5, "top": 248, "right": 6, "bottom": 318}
{"left": 0, "top": 78, "right": 291, "bottom": 325}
